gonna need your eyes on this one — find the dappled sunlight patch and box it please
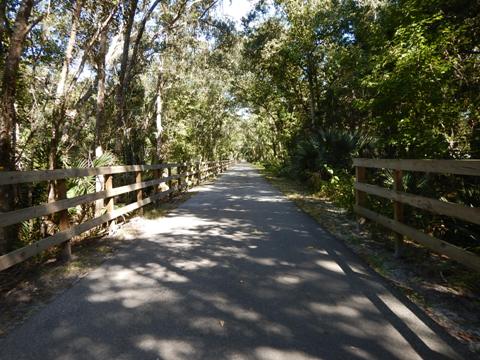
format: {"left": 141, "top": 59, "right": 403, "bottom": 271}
{"left": 172, "top": 258, "right": 218, "bottom": 271}
{"left": 136, "top": 337, "right": 196, "bottom": 360}
{"left": 160, "top": 238, "right": 203, "bottom": 250}
{"left": 342, "top": 344, "right": 373, "bottom": 360}
{"left": 274, "top": 269, "right": 323, "bottom": 286}
{"left": 209, "top": 245, "right": 248, "bottom": 259}
{"left": 194, "top": 291, "right": 262, "bottom": 322}
{"left": 254, "top": 195, "right": 288, "bottom": 203}
{"left": 254, "top": 347, "right": 321, "bottom": 360}
{"left": 308, "top": 302, "right": 360, "bottom": 318}
{"left": 220, "top": 229, "right": 265, "bottom": 242}
{"left": 250, "top": 257, "right": 277, "bottom": 266}
{"left": 223, "top": 207, "right": 248, "bottom": 213}
{"left": 279, "top": 260, "right": 296, "bottom": 267}
{"left": 304, "top": 246, "right": 329, "bottom": 256}
{"left": 263, "top": 322, "right": 294, "bottom": 337}
{"left": 190, "top": 316, "right": 227, "bottom": 334}
{"left": 97, "top": 263, "right": 189, "bottom": 284}
{"left": 142, "top": 263, "right": 190, "bottom": 283}
{"left": 139, "top": 215, "right": 217, "bottom": 237}
{"left": 53, "top": 336, "right": 113, "bottom": 358}
{"left": 315, "top": 259, "right": 346, "bottom": 274}
{"left": 87, "top": 286, "right": 180, "bottom": 309}
{"left": 275, "top": 274, "right": 302, "bottom": 285}
{"left": 86, "top": 264, "right": 185, "bottom": 308}
{"left": 227, "top": 193, "right": 288, "bottom": 203}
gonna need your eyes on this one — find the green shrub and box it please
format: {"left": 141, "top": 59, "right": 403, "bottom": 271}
{"left": 290, "top": 128, "right": 370, "bottom": 179}
{"left": 314, "top": 171, "right": 355, "bottom": 212}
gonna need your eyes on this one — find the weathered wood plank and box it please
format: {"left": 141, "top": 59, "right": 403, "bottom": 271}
{"left": 56, "top": 179, "right": 72, "bottom": 261}
{"left": 0, "top": 176, "right": 177, "bottom": 227}
{"left": 354, "top": 182, "right": 480, "bottom": 225}
{"left": 135, "top": 171, "right": 143, "bottom": 216}
{"left": 354, "top": 205, "right": 480, "bottom": 272}
{"left": 168, "top": 167, "right": 174, "bottom": 199}
{"left": 105, "top": 174, "right": 114, "bottom": 214}
{"left": 353, "top": 158, "right": 480, "bottom": 176}
{"left": 0, "top": 189, "right": 174, "bottom": 271}
{"left": 0, "top": 160, "right": 226, "bottom": 271}
{"left": 355, "top": 166, "right": 367, "bottom": 208}
{"left": 393, "top": 170, "right": 404, "bottom": 257}
{"left": 0, "top": 163, "right": 187, "bottom": 185}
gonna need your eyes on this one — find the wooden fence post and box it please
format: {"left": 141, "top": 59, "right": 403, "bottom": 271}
{"left": 168, "top": 167, "right": 173, "bottom": 199}
{"left": 355, "top": 166, "right": 367, "bottom": 230}
{"left": 105, "top": 174, "right": 114, "bottom": 227}
{"left": 57, "top": 179, "right": 71, "bottom": 261}
{"left": 135, "top": 171, "right": 143, "bottom": 215}
{"left": 154, "top": 169, "right": 160, "bottom": 195}
{"left": 196, "top": 162, "right": 201, "bottom": 185}
{"left": 188, "top": 163, "right": 193, "bottom": 188}
{"left": 181, "top": 163, "right": 186, "bottom": 191}
{"left": 393, "top": 169, "right": 404, "bottom": 257}
{"left": 94, "top": 174, "right": 104, "bottom": 218}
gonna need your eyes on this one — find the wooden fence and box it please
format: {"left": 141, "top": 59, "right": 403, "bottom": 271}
{"left": 353, "top": 158, "right": 480, "bottom": 271}
{"left": 0, "top": 160, "right": 233, "bottom": 271}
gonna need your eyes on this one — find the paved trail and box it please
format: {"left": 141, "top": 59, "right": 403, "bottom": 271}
{"left": 0, "top": 164, "right": 467, "bottom": 360}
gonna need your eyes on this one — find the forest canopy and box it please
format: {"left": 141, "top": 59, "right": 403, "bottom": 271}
{"left": 0, "top": 0, "right": 478, "bottom": 174}
{"left": 239, "top": 0, "right": 479, "bottom": 165}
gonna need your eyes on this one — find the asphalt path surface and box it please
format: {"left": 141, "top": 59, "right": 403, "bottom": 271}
{"left": 0, "top": 163, "right": 468, "bottom": 359}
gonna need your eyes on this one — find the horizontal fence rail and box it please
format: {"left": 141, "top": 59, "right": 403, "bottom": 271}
{"left": 353, "top": 158, "right": 480, "bottom": 272}
{"left": 0, "top": 160, "right": 234, "bottom": 271}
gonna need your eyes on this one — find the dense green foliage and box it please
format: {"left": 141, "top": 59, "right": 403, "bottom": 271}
{"left": 240, "top": 0, "right": 479, "bottom": 163}
{"left": 3, "top": 1, "right": 240, "bottom": 174}
{"left": 238, "top": 0, "right": 480, "bottom": 252}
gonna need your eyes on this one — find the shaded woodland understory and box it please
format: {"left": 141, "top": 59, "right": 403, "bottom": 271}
{"left": 0, "top": 0, "right": 479, "bottom": 296}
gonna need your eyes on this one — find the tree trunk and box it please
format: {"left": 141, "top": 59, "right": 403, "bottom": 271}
{"left": 155, "top": 58, "right": 164, "bottom": 163}
{"left": 0, "top": 0, "right": 35, "bottom": 254}
{"left": 94, "top": 26, "right": 108, "bottom": 216}
{"left": 114, "top": 0, "right": 137, "bottom": 156}
{"left": 48, "top": 0, "right": 82, "bottom": 202}
{"left": 0, "top": 0, "right": 9, "bottom": 55}
{"left": 306, "top": 52, "right": 317, "bottom": 129}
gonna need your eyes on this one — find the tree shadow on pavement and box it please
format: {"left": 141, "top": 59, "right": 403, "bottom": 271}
{"left": 0, "top": 165, "right": 469, "bottom": 360}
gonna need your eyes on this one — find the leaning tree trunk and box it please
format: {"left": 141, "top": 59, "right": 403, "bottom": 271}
{"left": 0, "top": 0, "right": 35, "bottom": 254}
